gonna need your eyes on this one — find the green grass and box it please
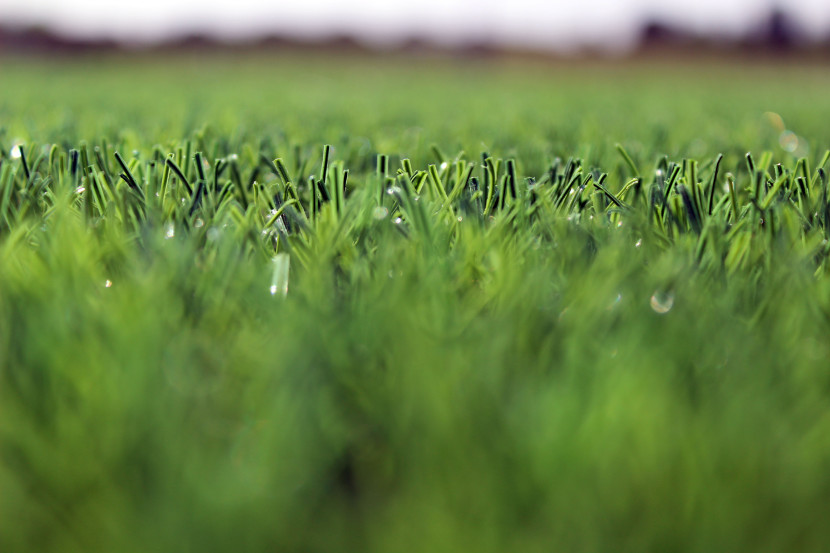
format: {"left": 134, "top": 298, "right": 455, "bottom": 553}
{"left": 3, "top": 53, "right": 830, "bottom": 552}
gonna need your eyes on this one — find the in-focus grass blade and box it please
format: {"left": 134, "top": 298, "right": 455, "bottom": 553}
{"left": 165, "top": 157, "right": 193, "bottom": 196}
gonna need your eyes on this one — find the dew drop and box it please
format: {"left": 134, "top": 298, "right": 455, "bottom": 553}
{"left": 194, "top": 218, "right": 204, "bottom": 228}
{"left": 650, "top": 291, "right": 675, "bottom": 314}
{"left": 373, "top": 206, "right": 389, "bottom": 220}
{"left": 104, "top": 280, "right": 113, "bottom": 288}
{"left": 165, "top": 223, "right": 175, "bottom": 239}
{"left": 270, "top": 253, "right": 290, "bottom": 297}
{"left": 394, "top": 217, "right": 403, "bottom": 224}
{"left": 9, "top": 141, "right": 23, "bottom": 159}
{"left": 635, "top": 239, "right": 642, "bottom": 248}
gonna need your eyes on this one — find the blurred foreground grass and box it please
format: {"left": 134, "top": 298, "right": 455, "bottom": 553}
{"left": 2, "top": 53, "right": 830, "bottom": 552}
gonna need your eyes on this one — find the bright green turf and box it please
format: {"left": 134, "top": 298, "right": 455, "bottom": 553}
{"left": 2, "top": 54, "right": 830, "bottom": 552}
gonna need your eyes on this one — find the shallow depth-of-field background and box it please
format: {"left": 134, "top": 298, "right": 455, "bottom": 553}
{"left": 2, "top": 54, "right": 830, "bottom": 552}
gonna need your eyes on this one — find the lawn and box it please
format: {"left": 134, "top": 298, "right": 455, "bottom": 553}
{"left": 2, "top": 53, "right": 830, "bottom": 552}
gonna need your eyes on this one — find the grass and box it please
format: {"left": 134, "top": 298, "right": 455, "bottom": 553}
{"left": 2, "top": 53, "right": 830, "bottom": 552}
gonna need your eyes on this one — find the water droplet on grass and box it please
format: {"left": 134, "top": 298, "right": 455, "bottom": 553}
{"left": 104, "top": 280, "right": 113, "bottom": 288}
{"left": 270, "top": 253, "right": 290, "bottom": 297}
{"left": 373, "top": 206, "right": 389, "bottom": 220}
{"left": 650, "top": 291, "right": 674, "bottom": 314}
{"left": 194, "top": 218, "right": 204, "bottom": 228}
{"left": 394, "top": 217, "right": 403, "bottom": 224}
{"left": 165, "top": 223, "right": 175, "bottom": 239}
{"left": 635, "top": 239, "right": 642, "bottom": 248}
{"left": 9, "top": 141, "right": 23, "bottom": 159}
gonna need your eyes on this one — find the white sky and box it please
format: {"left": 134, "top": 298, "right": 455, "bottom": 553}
{"left": 1, "top": 0, "right": 829, "bottom": 50}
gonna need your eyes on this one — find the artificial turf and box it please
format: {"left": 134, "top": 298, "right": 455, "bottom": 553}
{"left": 2, "top": 54, "right": 830, "bottom": 552}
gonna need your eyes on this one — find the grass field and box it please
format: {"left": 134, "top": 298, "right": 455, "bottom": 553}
{"left": 2, "top": 53, "right": 830, "bottom": 552}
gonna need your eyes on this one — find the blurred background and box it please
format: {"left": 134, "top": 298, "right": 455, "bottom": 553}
{"left": 2, "top": 0, "right": 830, "bottom": 176}
{"left": 2, "top": 0, "right": 830, "bottom": 58}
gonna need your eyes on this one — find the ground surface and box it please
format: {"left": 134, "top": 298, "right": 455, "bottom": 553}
{"left": 2, "top": 54, "right": 830, "bottom": 552}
